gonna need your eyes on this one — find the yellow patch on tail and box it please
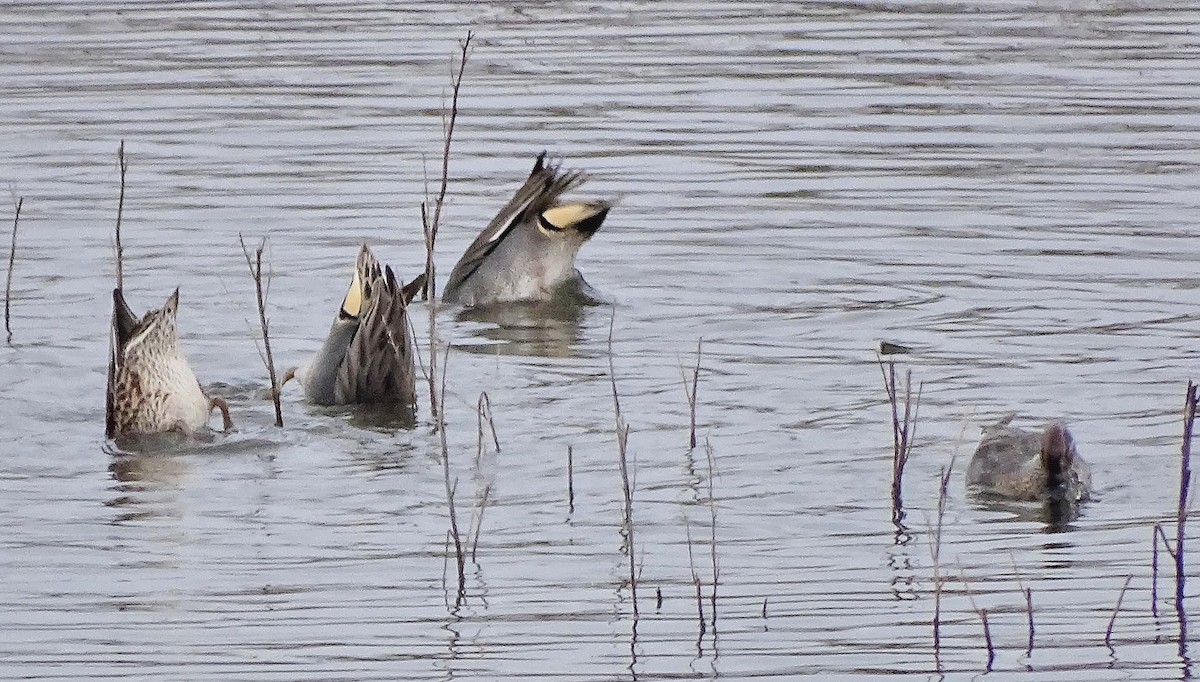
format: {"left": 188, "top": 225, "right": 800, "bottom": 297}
{"left": 541, "top": 202, "right": 605, "bottom": 231}
{"left": 341, "top": 267, "right": 364, "bottom": 317}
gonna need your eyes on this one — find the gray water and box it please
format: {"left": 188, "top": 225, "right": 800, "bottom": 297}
{"left": 2, "top": 1, "right": 1199, "bottom": 679}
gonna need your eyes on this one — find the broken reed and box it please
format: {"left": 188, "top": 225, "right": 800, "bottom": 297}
{"left": 5, "top": 197, "right": 21, "bottom": 343}
{"left": 114, "top": 140, "right": 127, "bottom": 290}
{"left": 682, "top": 339, "right": 702, "bottom": 449}
{"left": 1106, "top": 574, "right": 1134, "bottom": 648}
{"left": 435, "top": 343, "right": 466, "bottom": 607}
{"left": 931, "top": 461, "right": 953, "bottom": 662}
{"left": 956, "top": 563, "right": 994, "bottom": 672}
{"left": 686, "top": 523, "right": 706, "bottom": 639}
{"left": 878, "top": 355, "right": 922, "bottom": 524}
{"left": 1175, "top": 381, "right": 1196, "bottom": 644}
{"left": 567, "top": 445, "right": 575, "bottom": 513}
{"left": 608, "top": 315, "right": 638, "bottom": 620}
{"left": 467, "top": 391, "right": 499, "bottom": 562}
{"left": 238, "top": 235, "right": 283, "bottom": 427}
{"left": 705, "top": 439, "right": 719, "bottom": 632}
{"left": 435, "top": 344, "right": 466, "bottom": 606}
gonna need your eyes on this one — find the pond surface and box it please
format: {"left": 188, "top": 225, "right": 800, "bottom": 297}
{"left": 1, "top": 1, "right": 1199, "bottom": 679}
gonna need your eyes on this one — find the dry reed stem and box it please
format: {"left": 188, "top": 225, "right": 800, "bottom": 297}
{"left": 476, "top": 391, "right": 500, "bottom": 463}
{"left": 1007, "top": 552, "right": 1035, "bottom": 656}
{"left": 1152, "top": 521, "right": 1175, "bottom": 620}
{"left": 469, "top": 483, "right": 491, "bottom": 562}
{"left": 1175, "top": 381, "right": 1196, "bottom": 649}
{"left": 931, "top": 461, "right": 954, "bottom": 661}
{"left": 238, "top": 235, "right": 283, "bottom": 427}
{"left": 114, "top": 140, "right": 127, "bottom": 290}
{"left": 608, "top": 314, "right": 638, "bottom": 620}
{"left": 436, "top": 343, "right": 465, "bottom": 607}
{"left": 705, "top": 439, "right": 719, "bottom": 632}
{"left": 878, "top": 355, "right": 922, "bottom": 525}
{"left": 5, "top": 196, "right": 22, "bottom": 343}
{"left": 686, "top": 522, "right": 706, "bottom": 638}
{"left": 681, "top": 339, "right": 702, "bottom": 449}
{"left": 420, "top": 30, "right": 473, "bottom": 301}
{"left": 567, "top": 445, "right": 575, "bottom": 514}
{"left": 956, "top": 562, "right": 994, "bottom": 671}
{"left": 1106, "top": 574, "right": 1134, "bottom": 648}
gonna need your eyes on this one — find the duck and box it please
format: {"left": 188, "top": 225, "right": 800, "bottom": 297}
{"left": 966, "top": 414, "right": 1092, "bottom": 503}
{"left": 106, "top": 287, "right": 233, "bottom": 438}
{"left": 442, "top": 152, "right": 611, "bottom": 307}
{"left": 283, "top": 244, "right": 424, "bottom": 407}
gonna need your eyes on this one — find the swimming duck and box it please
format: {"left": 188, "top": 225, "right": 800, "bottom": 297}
{"left": 106, "top": 288, "right": 232, "bottom": 438}
{"left": 442, "top": 152, "right": 611, "bottom": 306}
{"left": 966, "top": 414, "right": 1092, "bottom": 503}
{"left": 283, "top": 244, "right": 424, "bottom": 407}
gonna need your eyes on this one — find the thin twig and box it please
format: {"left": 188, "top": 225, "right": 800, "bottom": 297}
{"left": 436, "top": 343, "right": 465, "bottom": 607}
{"left": 705, "top": 439, "right": 719, "bottom": 632}
{"left": 957, "top": 562, "right": 994, "bottom": 672}
{"left": 114, "top": 140, "right": 127, "bottom": 290}
{"left": 931, "top": 460, "right": 954, "bottom": 662}
{"left": 1175, "top": 381, "right": 1197, "bottom": 650}
{"left": 1008, "top": 552, "right": 1035, "bottom": 657}
{"left": 1106, "top": 574, "right": 1134, "bottom": 648}
{"left": 469, "top": 483, "right": 491, "bottom": 562}
{"left": 421, "top": 30, "right": 473, "bottom": 301}
{"left": 879, "top": 355, "right": 922, "bottom": 526}
{"left": 476, "top": 391, "right": 500, "bottom": 463}
{"left": 567, "top": 445, "right": 575, "bottom": 514}
{"left": 681, "top": 339, "right": 702, "bottom": 449}
{"left": 1152, "top": 521, "right": 1176, "bottom": 620}
{"left": 608, "top": 313, "right": 638, "bottom": 620}
{"left": 238, "top": 235, "right": 283, "bottom": 427}
{"left": 5, "top": 197, "right": 22, "bottom": 343}
{"left": 686, "top": 522, "right": 706, "bottom": 639}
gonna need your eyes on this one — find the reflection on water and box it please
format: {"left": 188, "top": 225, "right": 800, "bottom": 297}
{"left": 1, "top": 0, "right": 1198, "bottom": 679}
{"left": 451, "top": 298, "right": 596, "bottom": 358}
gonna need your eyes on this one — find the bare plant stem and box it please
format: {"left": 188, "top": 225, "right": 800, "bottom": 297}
{"left": 1008, "top": 552, "right": 1035, "bottom": 657}
{"left": 931, "top": 461, "right": 954, "bottom": 662}
{"left": 879, "top": 355, "right": 922, "bottom": 526}
{"left": 1106, "top": 574, "right": 1134, "bottom": 648}
{"left": 421, "top": 30, "right": 473, "bottom": 301}
{"left": 686, "top": 522, "right": 706, "bottom": 638}
{"left": 476, "top": 391, "right": 500, "bottom": 463}
{"left": 5, "top": 197, "right": 22, "bottom": 343}
{"left": 705, "top": 439, "right": 719, "bottom": 632}
{"left": 681, "top": 339, "right": 702, "bottom": 449}
{"left": 957, "top": 562, "right": 994, "bottom": 671}
{"left": 437, "top": 343, "right": 465, "bottom": 607}
{"left": 1152, "top": 521, "right": 1176, "bottom": 620}
{"left": 114, "top": 140, "right": 127, "bottom": 290}
{"left": 608, "top": 314, "right": 638, "bottom": 621}
{"left": 1175, "top": 381, "right": 1197, "bottom": 649}
{"left": 238, "top": 235, "right": 283, "bottom": 427}
{"left": 469, "top": 483, "right": 491, "bottom": 562}
{"left": 567, "top": 445, "right": 575, "bottom": 514}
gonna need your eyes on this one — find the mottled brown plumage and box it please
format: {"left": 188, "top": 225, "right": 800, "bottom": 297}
{"left": 105, "top": 288, "right": 231, "bottom": 438}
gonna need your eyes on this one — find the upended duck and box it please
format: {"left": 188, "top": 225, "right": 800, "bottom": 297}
{"left": 966, "top": 414, "right": 1093, "bottom": 504}
{"left": 106, "top": 288, "right": 233, "bottom": 438}
{"left": 283, "top": 245, "right": 424, "bottom": 407}
{"left": 442, "top": 152, "right": 611, "bottom": 307}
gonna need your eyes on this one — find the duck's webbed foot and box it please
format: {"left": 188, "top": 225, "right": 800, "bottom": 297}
{"left": 209, "top": 397, "right": 234, "bottom": 431}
